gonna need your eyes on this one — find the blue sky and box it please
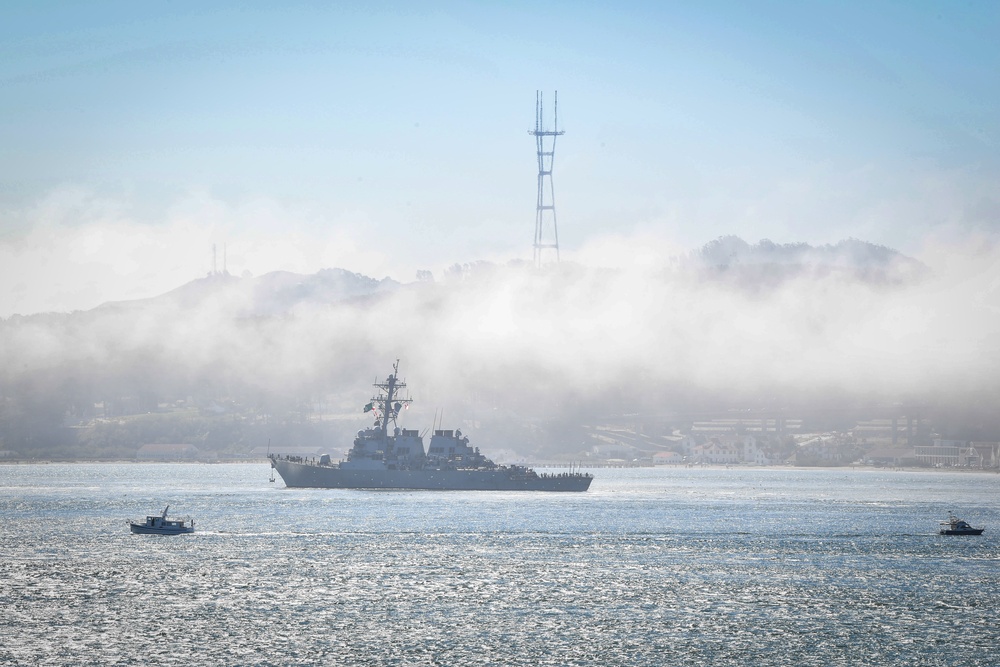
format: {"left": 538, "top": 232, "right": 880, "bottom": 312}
{"left": 1, "top": 1, "right": 999, "bottom": 315}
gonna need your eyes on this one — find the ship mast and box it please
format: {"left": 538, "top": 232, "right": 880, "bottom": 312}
{"left": 371, "top": 359, "right": 412, "bottom": 438}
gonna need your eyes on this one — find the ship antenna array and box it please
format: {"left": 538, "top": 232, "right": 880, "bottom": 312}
{"left": 529, "top": 90, "right": 565, "bottom": 268}
{"left": 372, "top": 359, "right": 411, "bottom": 436}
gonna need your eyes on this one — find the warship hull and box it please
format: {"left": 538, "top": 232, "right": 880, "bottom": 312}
{"left": 271, "top": 458, "right": 592, "bottom": 492}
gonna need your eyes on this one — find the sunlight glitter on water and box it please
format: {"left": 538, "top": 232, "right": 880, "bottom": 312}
{"left": 1, "top": 464, "right": 998, "bottom": 666}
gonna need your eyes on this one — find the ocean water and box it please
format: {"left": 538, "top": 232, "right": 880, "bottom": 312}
{"left": 1, "top": 464, "right": 998, "bottom": 666}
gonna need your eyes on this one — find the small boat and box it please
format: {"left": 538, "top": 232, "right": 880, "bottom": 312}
{"left": 939, "top": 513, "right": 984, "bottom": 536}
{"left": 126, "top": 506, "right": 194, "bottom": 535}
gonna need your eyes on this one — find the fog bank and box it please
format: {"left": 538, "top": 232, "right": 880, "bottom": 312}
{"left": 3, "top": 233, "right": 998, "bottom": 442}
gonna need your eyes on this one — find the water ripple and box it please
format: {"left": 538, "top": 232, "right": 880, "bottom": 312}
{"left": 1, "top": 463, "right": 998, "bottom": 666}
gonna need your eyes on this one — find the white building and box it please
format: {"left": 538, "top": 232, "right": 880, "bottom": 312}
{"left": 690, "top": 439, "right": 741, "bottom": 464}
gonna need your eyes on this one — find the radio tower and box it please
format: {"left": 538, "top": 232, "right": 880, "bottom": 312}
{"left": 530, "top": 90, "right": 565, "bottom": 267}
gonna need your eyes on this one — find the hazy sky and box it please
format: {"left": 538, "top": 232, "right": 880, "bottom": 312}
{"left": 1, "top": 1, "right": 999, "bottom": 316}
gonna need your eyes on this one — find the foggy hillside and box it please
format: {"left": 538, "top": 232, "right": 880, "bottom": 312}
{"left": 690, "top": 237, "right": 929, "bottom": 284}
{"left": 92, "top": 268, "right": 400, "bottom": 317}
{"left": 2, "top": 236, "right": 999, "bottom": 458}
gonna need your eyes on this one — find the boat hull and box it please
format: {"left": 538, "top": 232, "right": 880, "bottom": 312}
{"left": 127, "top": 523, "right": 193, "bottom": 535}
{"left": 271, "top": 459, "right": 592, "bottom": 491}
{"left": 940, "top": 528, "right": 984, "bottom": 536}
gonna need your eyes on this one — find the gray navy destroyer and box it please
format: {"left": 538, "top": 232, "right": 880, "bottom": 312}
{"left": 269, "top": 362, "right": 593, "bottom": 491}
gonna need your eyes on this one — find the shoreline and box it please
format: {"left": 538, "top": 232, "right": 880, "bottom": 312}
{"left": 1, "top": 459, "right": 998, "bottom": 474}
